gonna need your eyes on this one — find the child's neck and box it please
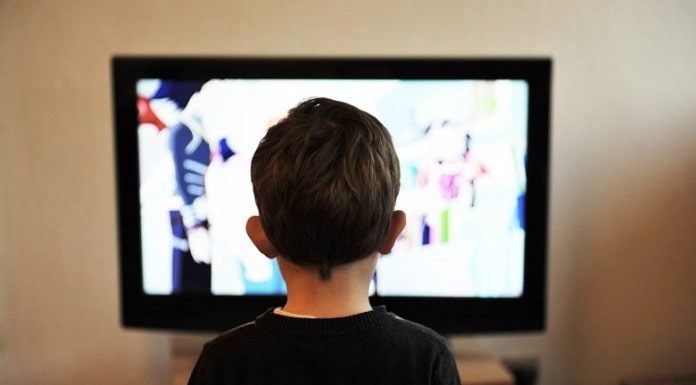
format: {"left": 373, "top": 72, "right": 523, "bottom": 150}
{"left": 279, "top": 255, "right": 376, "bottom": 318}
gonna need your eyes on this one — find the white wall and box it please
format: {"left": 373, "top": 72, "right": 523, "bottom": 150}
{"left": 1, "top": 1, "right": 695, "bottom": 384}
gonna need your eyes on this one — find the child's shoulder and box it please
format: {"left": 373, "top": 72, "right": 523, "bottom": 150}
{"left": 385, "top": 311, "right": 452, "bottom": 351}
{"left": 201, "top": 307, "right": 450, "bottom": 358}
{"left": 202, "top": 315, "right": 267, "bottom": 356}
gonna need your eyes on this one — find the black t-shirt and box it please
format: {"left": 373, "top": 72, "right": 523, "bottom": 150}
{"left": 187, "top": 306, "right": 461, "bottom": 385}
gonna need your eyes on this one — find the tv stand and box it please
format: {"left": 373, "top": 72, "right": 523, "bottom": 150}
{"left": 454, "top": 355, "right": 513, "bottom": 385}
{"left": 450, "top": 338, "right": 514, "bottom": 385}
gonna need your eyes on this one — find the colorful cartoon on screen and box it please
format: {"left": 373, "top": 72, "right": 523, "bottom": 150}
{"left": 135, "top": 79, "right": 528, "bottom": 297}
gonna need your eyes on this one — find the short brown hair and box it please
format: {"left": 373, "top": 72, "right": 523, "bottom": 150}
{"left": 250, "top": 97, "right": 400, "bottom": 279}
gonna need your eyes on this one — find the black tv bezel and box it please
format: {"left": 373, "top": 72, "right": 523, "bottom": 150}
{"left": 113, "top": 57, "right": 551, "bottom": 334}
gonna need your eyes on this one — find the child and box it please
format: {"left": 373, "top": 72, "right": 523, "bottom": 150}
{"left": 187, "top": 97, "right": 461, "bottom": 385}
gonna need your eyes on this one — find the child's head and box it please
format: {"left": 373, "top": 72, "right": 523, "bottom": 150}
{"left": 248, "top": 97, "right": 402, "bottom": 280}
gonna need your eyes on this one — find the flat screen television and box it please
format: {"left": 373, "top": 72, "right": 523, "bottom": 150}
{"left": 112, "top": 57, "right": 550, "bottom": 334}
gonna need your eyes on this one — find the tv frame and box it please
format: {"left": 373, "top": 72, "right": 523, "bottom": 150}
{"left": 113, "top": 57, "right": 551, "bottom": 334}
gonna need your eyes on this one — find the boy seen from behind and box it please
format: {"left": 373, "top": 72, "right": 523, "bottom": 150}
{"left": 188, "top": 97, "right": 462, "bottom": 385}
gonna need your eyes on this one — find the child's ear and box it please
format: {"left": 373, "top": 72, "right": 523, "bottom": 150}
{"left": 377, "top": 210, "right": 406, "bottom": 255}
{"left": 246, "top": 216, "right": 279, "bottom": 259}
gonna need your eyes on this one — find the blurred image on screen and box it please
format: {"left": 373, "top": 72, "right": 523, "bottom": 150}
{"left": 135, "top": 79, "right": 528, "bottom": 298}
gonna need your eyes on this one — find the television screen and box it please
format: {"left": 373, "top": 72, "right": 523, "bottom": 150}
{"left": 114, "top": 58, "right": 550, "bottom": 333}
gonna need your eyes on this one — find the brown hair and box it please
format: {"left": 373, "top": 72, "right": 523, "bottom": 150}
{"left": 250, "top": 97, "right": 400, "bottom": 279}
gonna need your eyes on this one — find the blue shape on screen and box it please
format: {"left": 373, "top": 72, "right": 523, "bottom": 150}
{"left": 219, "top": 138, "right": 236, "bottom": 161}
{"left": 152, "top": 81, "right": 205, "bottom": 109}
{"left": 516, "top": 193, "right": 525, "bottom": 230}
{"left": 421, "top": 218, "right": 431, "bottom": 246}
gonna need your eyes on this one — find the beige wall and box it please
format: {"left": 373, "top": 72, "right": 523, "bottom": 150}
{"left": 1, "top": 1, "right": 695, "bottom": 384}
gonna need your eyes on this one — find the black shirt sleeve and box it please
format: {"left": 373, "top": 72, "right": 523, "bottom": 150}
{"left": 433, "top": 347, "right": 462, "bottom": 385}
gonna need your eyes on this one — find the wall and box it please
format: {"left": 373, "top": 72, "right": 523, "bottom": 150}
{"left": 0, "top": 17, "right": 6, "bottom": 359}
{"left": 1, "top": 1, "right": 695, "bottom": 384}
